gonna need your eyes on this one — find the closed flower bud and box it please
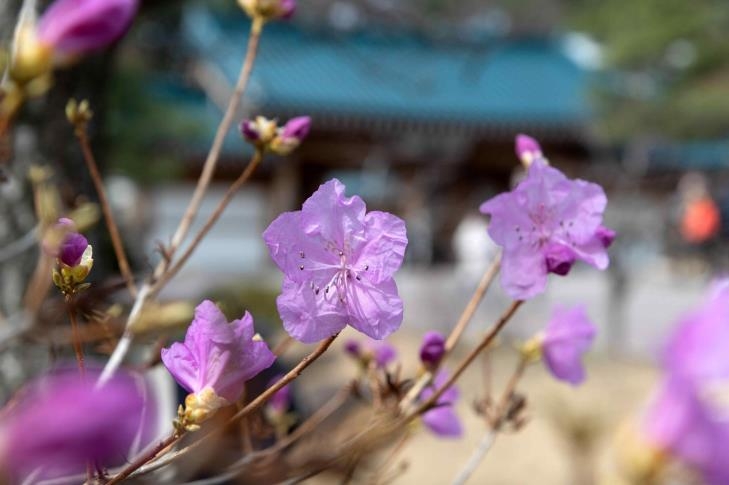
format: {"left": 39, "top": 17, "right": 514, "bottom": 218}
{"left": 515, "top": 133, "right": 544, "bottom": 167}
{"left": 36, "top": 0, "right": 138, "bottom": 63}
{"left": 419, "top": 331, "right": 446, "bottom": 368}
{"left": 269, "top": 116, "right": 311, "bottom": 155}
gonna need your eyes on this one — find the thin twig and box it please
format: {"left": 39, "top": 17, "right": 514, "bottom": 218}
{"left": 64, "top": 296, "right": 86, "bottom": 377}
{"left": 105, "top": 433, "right": 183, "bottom": 485}
{"left": 153, "top": 150, "right": 263, "bottom": 291}
{"left": 408, "top": 300, "right": 523, "bottom": 420}
{"left": 451, "top": 355, "right": 529, "bottom": 485}
{"left": 399, "top": 254, "right": 501, "bottom": 412}
{"left": 450, "top": 430, "right": 496, "bottom": 485}
{"left": 157, "top": 17, "right": 264, "bottom": 279}
{"left": 445, "top": 253, "right": 502, "bottom": 352}
{"left": 97, "top": 18, "right": 265, "bottom": 385}
{"left": 273, "top": 334, "right": 294, "bottom": 357}
{"left": 75, "top": 128, "right": 137, "bottom": 296}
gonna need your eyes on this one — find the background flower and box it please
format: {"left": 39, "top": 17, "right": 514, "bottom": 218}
{"left": 541, "top": 305, "right": 596, "bottom": 386}
{"left": 0, "top": 367, "right": 151, "bottom": 481}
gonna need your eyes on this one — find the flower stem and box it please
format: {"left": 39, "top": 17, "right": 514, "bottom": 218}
{"left": 450, "top": 429, "right": 496, "bottom": 485}
{"left": 445, "top": 252, "right": 502, "bottom": 353}
{"left": 74, "top": 127, "right": 137, "bottom": 297}
{"left": 450, "top": 355, "right": 530, "bottom": 485}
{"left": 157, "top": 16, "right": 264, "bottom": 280}
{"left": 408, "top": 300, "right": 523, "bottom": 420}
{"left": 97, "top": 18, "right": 264, "bottom": 385}
{"left": 152, "top": 149, "right": 263, "bottom": 291}
{"left": 64, "top": 295, "right": 85, "bottom": 377}
{"left": 399, "top": 253, "right": 501, "bottom": 412}
{"left": 104, "top": 433, "right": 182, "bottom": 485}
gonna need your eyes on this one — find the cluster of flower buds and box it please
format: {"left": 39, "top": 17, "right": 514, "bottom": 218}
{"left": 6, "top": 0, "right": 137, "bottom": 90}
{"left": 47, "top": 218, "right": 94, "bottom": 295}
{"left": 237, "top": 0, "right": 296, "bottom": 21}
{"left": 240, "top": 116, "right": 311, "bottom": 155}
{"left": 344, "top": 339, "right": 397, "bottom": 370}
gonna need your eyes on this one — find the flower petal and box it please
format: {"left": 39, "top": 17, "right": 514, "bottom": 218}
{"left": 277, "top": 277, "right": 348, "bottom": 343}
{"left": 346, "top": 278, "right": 403, "bottom": 340}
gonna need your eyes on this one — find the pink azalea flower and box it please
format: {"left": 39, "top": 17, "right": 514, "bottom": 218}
{"left": 263, "top": 179, "right": 407, "bottom": 343}
{"left": 345, "top": 338, "right": 397, "bottom": 368}
{"left": 37, "top": 0, "right": 138, "bottom": 60}
{"left": 419, "top": 371, "right": 463, "bottom": 438}
{"left": 0, "top": 368, "right": 151, "bottom": 481}
{"left": 161, "top": 300, "right": 276, "bottom": 403}
{"left": 541, "top": 305, "right": 596, "bottom": 386}
{"left": 480, "top": 136, "right": 612, "bottom": 300}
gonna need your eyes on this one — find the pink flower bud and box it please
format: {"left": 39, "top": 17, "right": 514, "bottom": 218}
{"left": 59, "top": 232, "right": 89, "bottom": 267}
{"left": 37, "top": 0, "right": 138, "bottom": 60}
{"left": 515, "top": 134, "right": 543, "bottom": 165}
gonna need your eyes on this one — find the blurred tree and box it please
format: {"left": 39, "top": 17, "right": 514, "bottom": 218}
{"left": 567, "top": 0, "right": 729, "bottom": 140}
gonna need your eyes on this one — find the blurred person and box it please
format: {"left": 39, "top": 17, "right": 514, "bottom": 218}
{"left": 673, "top": 172, "right": 720, "bottom": 273}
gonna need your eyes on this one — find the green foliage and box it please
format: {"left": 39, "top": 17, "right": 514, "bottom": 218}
{"left": 567, "top": 0, "right": 729, "bottom": 139}
{"left": 105, "top": 68, "right": 207, "bottom": 183}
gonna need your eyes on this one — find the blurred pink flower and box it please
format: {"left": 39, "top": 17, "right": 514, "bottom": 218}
{"left": 263, "top": 179, "right": 407, "bottom": 342}
{"left": 640, "top": 280, "right": 729, "bottom": 483}
{"left": 266, "top": 374, "right": 291, "bottom": 414}
{"left": 0, "top": 367, "right": 151, "bottom": 481}
{"left": 37, "top": 0, "right": 138, "bottom": 60}
{"left": 542, "top": 305, "right": 596, "bottom": 386}
{"left": 161, "top": 300, "right": 275, "bottom": 403}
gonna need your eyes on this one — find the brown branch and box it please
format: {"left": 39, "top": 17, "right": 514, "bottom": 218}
{"left": 75, "top": 128, "right": 137, "bottom": 296}
{"left": 408, "top": 300, "right": 524, "bottom": 420}
{"left": 155, "top": 17, "right": 264, "bottom": 282}
{"left": 153, "top": 150, "right": 263, "bottom": 291}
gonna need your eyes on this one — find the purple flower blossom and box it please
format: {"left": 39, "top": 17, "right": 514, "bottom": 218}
{"left": 37, "top": 0, "right": 138, "bottom": 60}
{"left": 263, "top": 179, "right": 407, "bottom": 343}
{"left": 59, "top": 232, "right": 88, "bottom": 267}
{"left": 419, "top": 371, "right": 463, "bottom": 438}
{"left": 161, "top": 300, "right": 276, "bottom": 403}
{"left": 480, "top": 137, "right": 611, "bottom": 300}
{"left": 419, "top": 331, "right": 446, "bottom": 367}
{"left": 267, "top": 374, "right": 291, "bottom": 414}
{"left": 0, "top": 368, "right": 151, "bottom": 481}
{"left": 541, "top": 306, "right": 596, "bottom": 386}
